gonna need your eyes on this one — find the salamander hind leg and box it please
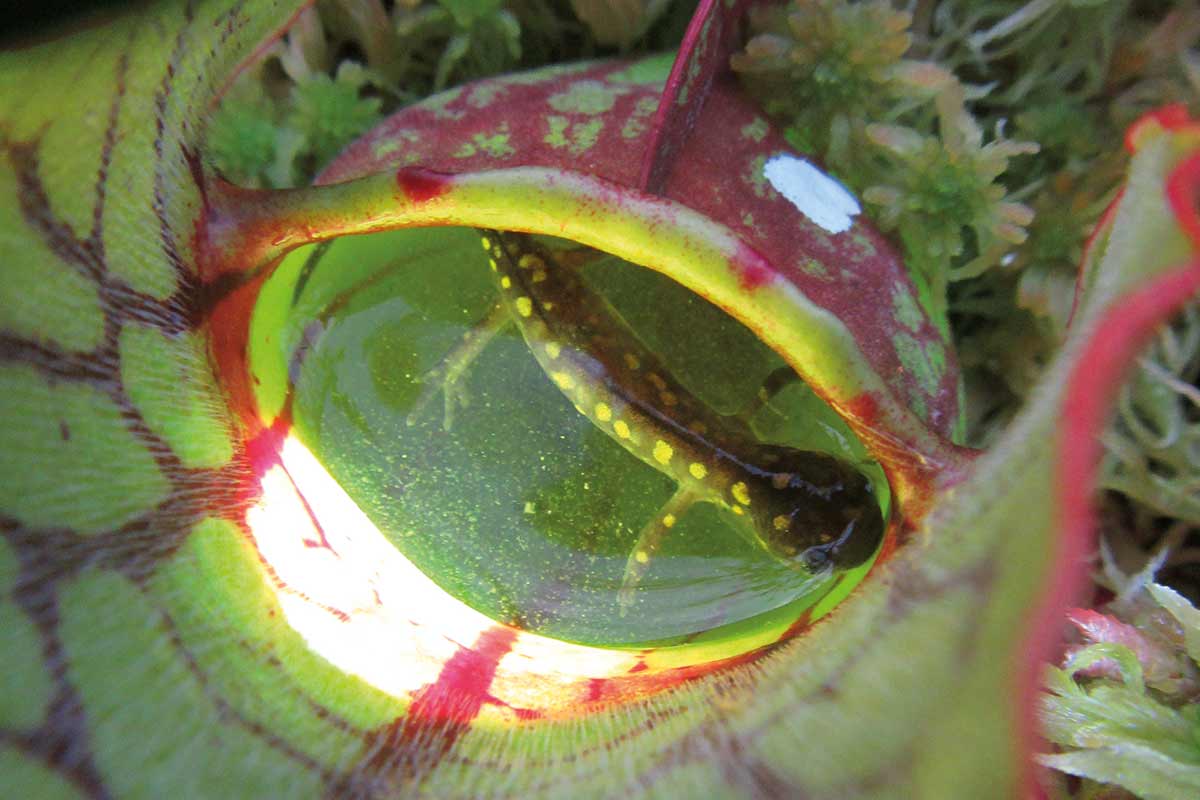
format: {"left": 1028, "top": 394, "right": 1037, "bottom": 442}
{"left": 617, "top": 486, "right": 700, "bottom": 616}
{"left": 406, "top": 301, "right": 510, "bottom": 431}
{"left": 734, "top": 365, "right": 799, "bottom": 425}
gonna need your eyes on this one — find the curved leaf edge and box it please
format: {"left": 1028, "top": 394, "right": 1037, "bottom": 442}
{"left": 1019, "top": 109, "right": 1200, "bottom": 797}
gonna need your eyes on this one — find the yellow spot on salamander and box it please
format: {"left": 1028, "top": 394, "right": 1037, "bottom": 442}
{"left": 614, "top": 420, "right": 631, "bottom": 439}
{"left": 544, "top": 302, "right": 555, "bottom": 311}
{"left": 663, "top": 514, "right": 676, "bottom": 528}
{"left": 545, "top": 342, "right": 562, "bottom": 359}
{"left": 595, "top": 402, "right": 612, "bottom": 422}
{"left": 653, "top": 440, "right": 673, "bottom": 465}
{"left": 516, "top": 297, "right": 533, "bottom": 317}
{"left": 731, "top": 505, "right": 745, "bottom": 515}
{"left": 635, "top": 550, "right": 649, "bottom": 564}
{"left": 501, "top": 276, "right": 512, "bottom": 289}
{"left": 773, "top": 514, "right": 789, "bottom": 531}
{"left": 518, "top": 254, "right": 543, "bottom": 270}
{"left": 731, "top": 481, "right": 751, "bottom": 506}
{"left": 689, "top": 462, "right": 708, "bottom": 480}
{"left": 623, "top": 353, "right": 641, "bottom": 370}
{"left": 533, "top": 269, "right": 547, "bottom": 283}
{"left": 480, "top": 236, "right": 492, "bottom": 250}
{"left": 489, "top": 258, "right": 499, "bottom": 272}
{"left": 552, "top": 372, "right": 575, "bottom": 390}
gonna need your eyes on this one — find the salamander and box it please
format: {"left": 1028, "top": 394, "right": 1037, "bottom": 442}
{"left": 415, "top": 229, "right": 885, "bottom": 609}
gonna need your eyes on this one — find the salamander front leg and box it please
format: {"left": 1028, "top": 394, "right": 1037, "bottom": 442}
{"left": 617, "top": 486, "right": 700, "bottom": 616}
{"left": 406, "top": 301, "right": 510, "bottom": 431}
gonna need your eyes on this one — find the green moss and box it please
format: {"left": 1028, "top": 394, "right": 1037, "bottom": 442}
{"left": 207, "top": 88, "right": 279, "bottom": 184}
{"left": 288, "top": 65, "right": 382, "bottom": 167}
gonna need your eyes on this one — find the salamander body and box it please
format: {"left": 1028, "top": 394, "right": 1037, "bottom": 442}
{"left": 478, "top": 229, "right": 884, "bottom": 577}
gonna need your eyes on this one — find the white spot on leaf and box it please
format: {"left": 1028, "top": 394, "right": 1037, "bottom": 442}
{"left": 763, "top": 154, "right": 861, "bottom": 234}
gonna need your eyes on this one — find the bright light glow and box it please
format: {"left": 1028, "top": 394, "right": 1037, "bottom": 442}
{"left": 245, "top": 434, "right": 640, "bottom": 715}
{"left": 763, "top": 153, "right": 861, "bottom": 234}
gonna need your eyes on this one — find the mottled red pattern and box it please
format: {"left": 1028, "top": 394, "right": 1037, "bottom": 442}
{"left": 638, "top": 0, "right": 753, "bottom": 194}
{"left": 320, "top": 60, "right": 961, "bottom": 439}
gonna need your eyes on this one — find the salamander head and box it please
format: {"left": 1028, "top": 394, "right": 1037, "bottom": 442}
{"left": 740, "top": 446, "right": 885, "bottom": 574}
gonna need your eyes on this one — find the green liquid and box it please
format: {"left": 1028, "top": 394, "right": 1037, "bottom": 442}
{"left": 248, "top": 226, "right": 887, "bottom": 648}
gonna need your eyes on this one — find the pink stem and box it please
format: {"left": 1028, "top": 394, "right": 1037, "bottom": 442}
{"left": 1018, "top": 149, "right": 1200, "bottom": 797}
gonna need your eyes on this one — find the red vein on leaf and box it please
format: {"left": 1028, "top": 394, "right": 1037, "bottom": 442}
{"left": 1018, "top": 149, "right": 1200, "bottom": 798}
{"left": 371, "top": 626, "right": 519, "bottom": 775}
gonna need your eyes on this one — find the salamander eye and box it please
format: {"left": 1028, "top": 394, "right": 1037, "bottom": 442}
{"left": 800, "top": 546, "right": 832, "bottom": 572}
{"left": 244, "top": 226, "right": 888, "bottom": 665}
{"left": 754, "top": 449, "right": 885, "bottom": 569}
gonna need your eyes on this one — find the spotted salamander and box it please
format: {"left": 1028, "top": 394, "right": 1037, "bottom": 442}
{"left": 419, "top": 229, "right": 884, "bottom": 608}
